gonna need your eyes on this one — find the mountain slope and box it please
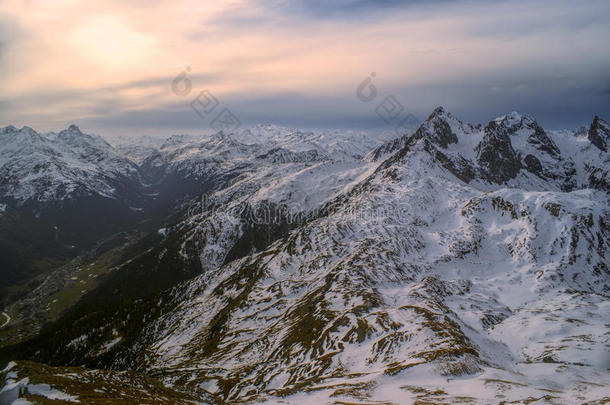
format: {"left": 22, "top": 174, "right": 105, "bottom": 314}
{"left": 1, "top": 110, "right": 608, "bottom": 404}
{"left": 0, "top": 123, "right": 397, "bottom": 343}
{"left": 0, "top": 125, "right": 154, "bottom": 299}
{"left": 0, "top": 125, "right": 143, "bottom": 204}
{"left": 96, "top": 122, "right": 607, "bottom": 402}
{"left": 0, "top": 361, "right": 217, "bottom": 404}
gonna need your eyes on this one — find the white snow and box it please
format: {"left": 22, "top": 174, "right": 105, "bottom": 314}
{"left": 26, "top": 384, "right": 80, "bottom": 402}
{"left": 1, "top": 110, "right": 608, "bottom": 404}
{"left": 0, "top": 125, "right": 141, "bottom": 203}
{"left": 128, "top": 110, "right": 609, "bottom": 403}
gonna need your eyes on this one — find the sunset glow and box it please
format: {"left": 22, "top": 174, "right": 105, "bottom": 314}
{"left": 1, "top": 0, "right": 609, "bottom": 135}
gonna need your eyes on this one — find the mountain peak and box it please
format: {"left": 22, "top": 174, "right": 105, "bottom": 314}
{"left": 494, "top": 111, "right": 539, "bottom": 130}
{"left": 20, "top": 126, "right": 38, "bottom": 135}
{"left": 0, "top": 125, "right": 44, "bottom": 143}
{"left": 431, "top": 106, "right": 446, "bottom": 115}
{"left": 67, "top": 124, "right": 82, "bottom": 133}
{"left": 57, "top": 125, "right": 85, "bottom": 139}
{"left": 0, "top": 125, "right": 18, "bottom": 134}
{"left": 427, "top": 106, "right": 453, "bottom": 122}
{"left": 425, "top": 107, "right": 465, "bottom": 127}
{"left": 588, "top": 115, "right": 609, "bottom": 152}
{"left": 415, "top": 107, "right": 465, "bottom": 149}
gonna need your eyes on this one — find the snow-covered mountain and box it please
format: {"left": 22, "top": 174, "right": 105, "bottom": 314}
{"left": 0, "top": 125, "right": 155, "bottom": 292}
{"left": 1, "top": 110, "right": 608, "bottom": 404}
{"left": 0, "top": 125, "right": 142, "bottom": 204}
{"left": 0, "top": 124, "right": 399, "bottom": 332}
{"left": 130, "top": 125, "right": 401, "bottom": 215}
{"left": 111, "top": 135, "right": 167, "bottom": 165}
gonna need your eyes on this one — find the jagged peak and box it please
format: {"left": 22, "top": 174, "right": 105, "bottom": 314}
{"left": 588, "top": 115, "right": 609, "bottom": 152}
{"left": 492, "top": 113, "right": 562, "bottom": 158}
{"left": 426, "top": 106, "right": 459, "bottom": 123}
{"left": 54, "top": 125, "right": 112, "bottom": 150}
{"left": 20, "top": 125, "right": 37, "bottom": 134}
{"left": 57, "top": 124, "right": 84, "bottom": 138}
{"left": 495, "top": 111, "right": 522, "bottom": 126}
{"left": 425, "top": 107, "right": 468, "bottom": 128}
{"left": 415, "top": 107, "right": 466, "bottom": 149}
{"left": 0, "top": 125, "right": 44, "bottom": 141}
{"left": 67, "top": 124, "right": 82, "bottom": 133}
{"left": 493, "top": 111, "right": 539, "bottom": 132}
{"left": 429, "top": 106, "right": 446, "bottom": 116}
{"left": 0, "top": 125, "right": 18, "bottom": 134}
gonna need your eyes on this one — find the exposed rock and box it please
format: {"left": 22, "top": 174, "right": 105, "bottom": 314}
{"left": 523, "top": 154, "right": 543, "bottom": 176}
{"left": 414, "top": 107, "right": 459, "bottom": 149}
{"left": 588, "top": 116, "right": 609, "bottom": 152}
{"left": 527, "top": 125, "right": 561, "bottom": 156}
{"left": 476, "top": 121, "right": 521, "bottom": 183}
{"left": 424, "top": 140, "right": 476, "bottom": 183}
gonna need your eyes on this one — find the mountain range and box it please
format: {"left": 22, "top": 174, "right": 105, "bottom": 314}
{"left": 0, "top": 108, "right": 608, "bottom": 404}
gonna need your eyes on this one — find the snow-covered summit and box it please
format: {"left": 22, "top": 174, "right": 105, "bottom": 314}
{"left": 588, "top": 115, "right": 610, "bottom": 152}
{"left": 0, "top": 125, "right": 141, "bottom": 203}
{"left": 384, "top": 107, "right": 609, "bottom": 193}
{"left": 495, "top": 110, "right": 524, "bottom": 126}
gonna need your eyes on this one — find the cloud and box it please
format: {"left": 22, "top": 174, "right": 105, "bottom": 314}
{"left": 263, "top": 0, "right": 469, "bottom": 19}
{"left": 0, "top": 0, "right": 609, "bottom": 134}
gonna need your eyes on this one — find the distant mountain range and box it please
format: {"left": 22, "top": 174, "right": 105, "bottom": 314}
{"left": 0, "top": 109, "right": 608, "bottom": 404}
{"left": 0, "top": 123, "right": 402, "bottom": 298}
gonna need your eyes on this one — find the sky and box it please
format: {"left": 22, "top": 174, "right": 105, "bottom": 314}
{"left": 0, "top": 0, "right": 609, "bottom": 138}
